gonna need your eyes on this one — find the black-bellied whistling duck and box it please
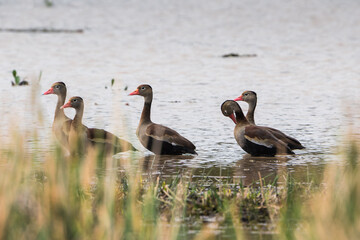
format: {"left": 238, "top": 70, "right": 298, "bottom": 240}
{"left": 129, "top": 84, "right": 197, "bottom": 155}
{"left": 61, "top": 96, "right": 137, "bottom": 156}
{"left": 221, "top": 100, "right": 294, "bottom": 156}
{"left": 43, "top": 82, "right": 72, "bottom": 150}
{"left": 61, "top": 97, "right": 89, "bottom": 156}
{"left": 234, "top": 91, "right": 304, "bottom": 150}
{"left": 234, "top": 91, "right": 257, "bottom": 125}
{"left": 43, "top": 82, "right": 137, "bottom": 154}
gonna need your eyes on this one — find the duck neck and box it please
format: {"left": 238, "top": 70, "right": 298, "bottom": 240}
{"left": 140, "top": 94, "right": 152, "bottom": 123}
{"left": 72, "top": 105, "right": 84, "bottom": 130}
{"left": 235, "top": 108, "right": 250, "bottom": 126}
{"left": 55, "top": 93, "right": 67, "bottom": 121}
{"left": 246, "top": 99, "right": 256, "bottom": 125}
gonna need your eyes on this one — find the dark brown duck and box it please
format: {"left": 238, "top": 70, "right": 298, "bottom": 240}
{"left": 234, "top": 91, "right": 304, "bottom": 150}
{"left": 221, "top": 100, "right": 294, "bottom": 156}
{"left": 129, "top": 84, "right": 196, "bottom": 155}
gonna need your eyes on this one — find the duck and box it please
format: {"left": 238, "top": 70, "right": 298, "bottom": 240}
{"left": 60, "top": 97, "right": 89, "bottom": 156}
{"left": 234, "top": 91, "right": 304, "bottom": 149}
{"left": 43, "top": 82, "right": 72, "bottom": 150}
{"left": 221, "top": 100, "right": 294, "bottom": 156}
{"left": 129, "top": 84, "right": 197, "bottom": 155}
{"left": 43, "top": 82, "right": 136, "bottom": 154}
{"left": 61, "top": 96, "right": 137, "bottom": 156}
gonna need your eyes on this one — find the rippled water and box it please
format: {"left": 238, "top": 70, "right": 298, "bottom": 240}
{"left": 0, "top": 0, "right": 359, "bottom": 237}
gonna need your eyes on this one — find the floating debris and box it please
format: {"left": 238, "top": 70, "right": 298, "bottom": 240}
{"left": 18, "top": 81, "right": 29, "bottom": 86}
{"left": 222, "top": 53, "right": 257, "bottom": 58}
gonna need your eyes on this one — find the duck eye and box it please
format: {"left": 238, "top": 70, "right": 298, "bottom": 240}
{"left": 141, "top": 86, "right": 145, "bottom": 90}
{"left": 73, "top": 99, "right": 77, "bottom": 102}
{"left": 55, "top": 85, "right": 60, "bottom": 89}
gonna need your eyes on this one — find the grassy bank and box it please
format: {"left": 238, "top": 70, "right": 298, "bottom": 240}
{"left": 0, "top": 132, "right": 359, "bottom": 239}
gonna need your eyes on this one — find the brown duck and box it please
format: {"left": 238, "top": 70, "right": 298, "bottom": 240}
{"left": 61, "top": 96, "right": 137, "bottom": 156}
{"left": 43, "top": 82, "right": 136, "bottom": 154}
{"left": 129, "top": 84, "right": 196, "bottom": 155}
{"left": 221, "top": 100, "right": 294, "bottom": 156}
{"left": 234, "top": 91, "right": 304, "bottom": 150}
{"left": 43, "top": 82, "right": 72, "bottom": 150}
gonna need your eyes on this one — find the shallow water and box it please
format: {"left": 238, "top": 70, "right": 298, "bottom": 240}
{"left": 0, "top": 0, "right": 359, "bottom": 237}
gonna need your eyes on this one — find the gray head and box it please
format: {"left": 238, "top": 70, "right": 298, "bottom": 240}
{"left": 43, "top": 82, "right": 67, "bottom": 96}
{"left": 234, "top": 90, "right": 257, "bottom": 104}
{"left": 61, "top": 96, "right": 84, "bottom": 110}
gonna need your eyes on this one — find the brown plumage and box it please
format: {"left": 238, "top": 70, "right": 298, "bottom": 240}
{"left": 61, "top": 97, "right": 89, "bottom": 156}
{"left": 129, "top": 84, "right": 197, "bottom": 155}
{"left": 61, "top": 97, "right": 137, "bottom": 156}
{"left": 221, "top": 100, "right": 294, "bottom": 156}
{"left": 43, "top": 82, "right": 137, "bottom": 155}
{"left": 43, "top": 82, "right": 72, "bottom": 151}
{"left": 234, "top": 91, "right": 304, "bottom": 150}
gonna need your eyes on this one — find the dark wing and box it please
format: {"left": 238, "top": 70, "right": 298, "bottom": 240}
{"left": 87, "top": 128, "right": 114, "bottom": 142}
{"left": 264, "top": 127, "right": 305, "bottom": 150}
{"left": 145, "top": 123, "right": 196, "bottom": 151}
{"left": 244, "top": 126, "right": 278, "bottom": 148}
{"left": 87, "top": 128, "right": 137, "bottom": 152}
{"left": 244, "top": 125, "right": 293, "bottom": 154}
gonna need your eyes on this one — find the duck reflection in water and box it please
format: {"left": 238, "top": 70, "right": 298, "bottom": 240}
{"left": 140, "top": 154, "right": 290, "bottom": 187}
{"left": 141, "top": 154, "right": 196, "bottom": 180}
{"left": 232, "top": 155, "right": 290, "bottom": 187}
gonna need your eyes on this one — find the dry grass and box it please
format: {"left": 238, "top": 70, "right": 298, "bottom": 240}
{"left": 0, "top": 84, "right": 359, "bottom": 239}
{"left": 293, "top": 140, "right": 360, "bottom": 240}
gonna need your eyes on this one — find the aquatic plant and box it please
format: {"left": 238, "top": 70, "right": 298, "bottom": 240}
{"left": 44, "top": 0, "right": 53, "bottom": 7}
{"left": 11, "top": 70, "right": 28, "bottom": 86}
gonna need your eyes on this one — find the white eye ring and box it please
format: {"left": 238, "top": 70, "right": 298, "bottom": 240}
{"left": 55, "top": 85, "right": 60, "bottom": 89}
{"left": 141, "top": 86, "right": 145, "bottom": 90}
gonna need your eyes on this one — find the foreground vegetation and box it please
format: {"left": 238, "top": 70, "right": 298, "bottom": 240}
{"left": 0, "top": 131, "right": 359, "bottom": 239}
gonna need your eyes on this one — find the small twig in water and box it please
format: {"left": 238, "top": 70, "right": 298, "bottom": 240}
{"left": 0, "top": 28, "right": 83, "bottom": 34}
